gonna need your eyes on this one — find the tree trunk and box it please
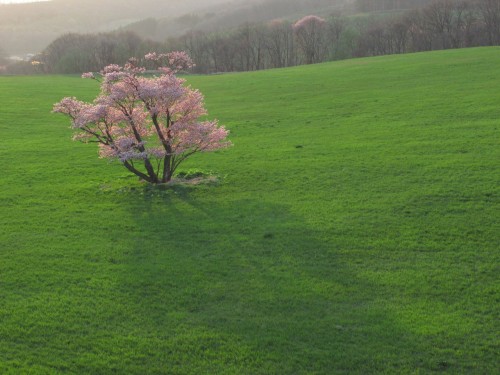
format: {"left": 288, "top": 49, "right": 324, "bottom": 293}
{"left": 123, "top": 161, "right": 157, "bottom": 183}
{"left": 162, "top": 154, "right": 173, "bottom": 183}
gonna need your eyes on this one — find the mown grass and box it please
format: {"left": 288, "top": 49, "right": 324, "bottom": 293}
{"left": 0, "top": 47, "right": 498, "bottom": 374}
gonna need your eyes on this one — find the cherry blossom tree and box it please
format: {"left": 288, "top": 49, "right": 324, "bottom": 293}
{"left": 54, "top": 52, "right": 231, "bottom": 184}
{"left": 293, "top": 15, "right": 327, "bottom": 64}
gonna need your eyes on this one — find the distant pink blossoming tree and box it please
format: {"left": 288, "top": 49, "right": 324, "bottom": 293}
{"left": 293, "top": 15, "right": 327, "bottom": 64}
{"left": 54, "top": 52, "right": 231, "bottom": 184}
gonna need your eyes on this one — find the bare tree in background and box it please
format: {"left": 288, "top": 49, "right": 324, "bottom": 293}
{"left": 234, "top": 23, "right": 266, "bottom": 71}
{"left": 264, "top": 19, "right": 295, "bottom": 68}
{"left": 479, "top": 0, "right": 500, "bottom": 45}
{"left": 388, "top": 18, "right": 410, "bottom": 54}
{"left": 206, "top": 33, "right": 236, "bottom": 72}
{"left": 327, "top": 12, "right": 347, "bottom": 59}
{"left": 458, "top": 0, "right": 479, "bottom": 47}
{"left": 450, "top": 0, "right": 477, "bottom": 48}
{"left": 178, "top": 31, "right": 211, "bottom": 73}
{"left": 423, "top": 0, "right": 454, "bottom": 49}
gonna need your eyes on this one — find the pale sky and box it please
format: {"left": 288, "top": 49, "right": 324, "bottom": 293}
{"left": 0, "top": 0, "right": 51, "bottom": 3}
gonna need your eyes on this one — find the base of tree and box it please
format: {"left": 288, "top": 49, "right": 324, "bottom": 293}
{"left": 139, "top": 175, "right": 219, "bottom": 187}
{"left": 168, "top": 175, "right": 219, "bottom": 186}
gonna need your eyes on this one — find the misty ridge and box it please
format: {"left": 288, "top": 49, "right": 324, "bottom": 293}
{"left": 0, "top": 0, "right": 433, "bottom": 56}
{"left": 0, "top": 0, "right": 337, "bottom": 54}
{"left": 0, "top": 0, "right": 235, "bottom": 54}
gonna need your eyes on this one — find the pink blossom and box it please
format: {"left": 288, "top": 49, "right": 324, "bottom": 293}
{"left": 158, "top": 66, "right": 173, "bottom": 75}
{"left": 137, "top": 75, "right": 184, "bottom": 105}
{"left": 101, "top": 64, "right": 123, "bottom": 74}
{"left": 82, "top": 72, "right": 95, "bottom": 79}
{"left": 268, "top": 19, "right": 285, "bottom": 28}
{"left": 166, "top": 51, "right": 195, "bottom": 71}
{"left": 74, "top": 104, "right": 107, "bottom": 128}
{"left": 170, "top": 120, "right": 230, "bottom": 154}
{"left": 145, "top": 52, "right": 159, "bottom": 61}
{"left": 126, "top": 65, "right": 146, "bottom": 74}
{"left": 102, "top": 71, "right": 129, "bottom": 88}
{"left": 54, "top": 51, "right": 231, "bottom": 183}
{"left": 146, "top": 51, "right": 194, "bottom": 73}
{"left": 170, "top": 89, "right": 206, "bottom": 122}
{"left": 293, "top": 15, "right": 326, "bottom": 30}
{"left": 53, "top": 97, "right": 85, "bottom": 119}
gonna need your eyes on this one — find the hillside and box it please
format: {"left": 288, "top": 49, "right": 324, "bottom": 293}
{"left": 0, "top": 0, "right": 435, "bottom": 56}
{"left": 0, "top": 48, "right": 498, "bottom": 373}
{"left": 120, "top": 0, "right": 347, "bottom": 42}
{"left": 0, "top": 0, "right": 230, "bottom": 55}
{"left": 109, "top": 0, "right": 438, "bottom": 42}
{"left": 1, "top": 0, "right": 350, "bottom": 55}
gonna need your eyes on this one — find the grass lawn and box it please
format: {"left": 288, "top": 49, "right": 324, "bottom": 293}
{"left": 0, "top": 47, "right": 498, "bottom": 374}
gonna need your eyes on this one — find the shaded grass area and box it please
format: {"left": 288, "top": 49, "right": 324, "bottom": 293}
{"left": 0, "top": 47, "right": 499, "bottom": 373}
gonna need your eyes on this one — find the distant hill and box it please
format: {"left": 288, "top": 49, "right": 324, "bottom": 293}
{"left": 118, "top": 0, "right": 438, "bottom": 40}
{"left": 1, "top": 0, "right": 434, "bottom": 56}
{"left": 0, "top": 0, "right": 230, "bottom": 55}
{"left": 120, "top": 0, "right": 348, "bottom": 42}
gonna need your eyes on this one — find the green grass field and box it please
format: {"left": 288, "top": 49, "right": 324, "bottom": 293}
{"left": 0, "top": 47, "right": 499, "bottom": 374}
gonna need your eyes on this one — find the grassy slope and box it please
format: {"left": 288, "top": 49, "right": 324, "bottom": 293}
{"left": 0, "top": 47, "right": 498, "bottom": 374}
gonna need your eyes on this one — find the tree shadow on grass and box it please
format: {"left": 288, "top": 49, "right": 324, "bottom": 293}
{"left": 100, "top": 186, "right": 457, "bottom": 374}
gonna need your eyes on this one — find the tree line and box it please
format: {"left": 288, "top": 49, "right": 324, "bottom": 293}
{"left": 355, "top": 0, "right": 500, "bottom": 56}
{"left": 3, "top": 32, "right": 162, "bottom": 75}
{"left": 355, "top": 0, "right": 436, "bottom": 12}
{"left": 2, "top": 0, "right": 499, "bottom": 74}
{"left": 172, "top": 0, "right": 500, "bottom": 72}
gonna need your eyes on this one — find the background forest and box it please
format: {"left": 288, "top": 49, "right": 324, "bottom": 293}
{"left": 1, "top": 0, "right": 499, "bottom": 74}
